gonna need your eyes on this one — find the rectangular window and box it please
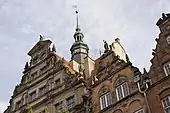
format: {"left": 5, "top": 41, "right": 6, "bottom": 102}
{"left": 164, "top": 63, "right": 170, "bottom": 76}
{"left": 29, "top": 91, "right": 36, "bottom": 101}
{"left": 55, "top": 101, "right": 63, "bottom": 111}
{"left": 162, "top": 96, "right": 170, "bottom": 113}
{"left": 100, "top": 92, "right": 113, "bottom": 110}
{"left": 66, "top": 95, "right": 75, "bottom": 110}
{"left": 39, "top": 85, "right": 47, "bottom": 96}
{"left": 134, "top": 109, "right": 145, "bottom": 113}
{"left": 15, "top": 100, "right": 21, "bottom": 109}
{"left": 31, "top": 72, "right": 38, "bottom": 80}
{"left": 116, "top": 82, "right": 129, "bottom": 101}
{"left": 40, "top": 66, "right": 47, "bottom": 75}
{"left": 55, "top": 78, "right": 61, "bottom": 87}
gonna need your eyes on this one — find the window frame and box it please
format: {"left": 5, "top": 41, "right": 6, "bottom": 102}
{"left": 163, "top": 62, "right": 170, "bottom": 76}
{"left": 116, "top": 82, "right": 129, "bottom": 101}
{"left": 134, "top": 109, "right": 145, "bottom": 113}
{"left": 55, "top": 101, "right": 63, "bottom": 111}
{"left": 99, "top": 91, "right": 113, "bottom": 110}
{"left": 29, "top": 90, "right": 36, "bottom": 101}
{"left": 55, "top": 78, "right": 61, "bottom": 88}
{"left": 161, "top": 95, "right": 170, "bottom": 113}
{"left": 39, "top": 85, "right": 47, "bottom": 96}
{"left": 66, "top": 95, "right": 75, "bottom": 110}
{"left": 15, "top": 100, "right": 21, "bottom": 110}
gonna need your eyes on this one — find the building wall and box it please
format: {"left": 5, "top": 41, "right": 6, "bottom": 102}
{"left": 91, "top": 51, "right": 147, "bottom": 113}
{"left": 147, "top": 14, "right": 170, "bottom": 113}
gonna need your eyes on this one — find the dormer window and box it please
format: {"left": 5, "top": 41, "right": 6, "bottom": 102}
{"left": 163, "top": 62, "right": 170, "bottom": 76}
{"left": 166, "top": 35, "right": 170, "bottom": 45}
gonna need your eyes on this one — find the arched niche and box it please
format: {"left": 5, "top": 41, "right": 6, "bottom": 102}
{"left": 113, "top": 74, "right": 128, "bottom": 87}
{"left": 128, "top": 99, "right": 143, "bottom": 113}
{"left": 159, "top": 88, "right": 170, "bottom": 99}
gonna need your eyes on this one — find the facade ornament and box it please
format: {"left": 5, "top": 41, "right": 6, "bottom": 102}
{"left": 52, "top": 44, "right": 56, "bottom": 53}
{"left": 82, "top": 82, "right": 93, "bottom": 113}
{"left": 24, "top": 62, "right": 29, "bottom": 70}
{"left": 103, "top": 40, "right": 109, "bottom": 53}
{"left": 162, "top": 13, "right": 167, "bottom": 19}
{"left": 39, "top": 35, "right": 44, "bottom": 41}
{"left": 125, "top": 54, "right": 130, "bottom": 63}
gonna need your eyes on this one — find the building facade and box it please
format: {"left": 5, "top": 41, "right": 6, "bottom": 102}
{"left": 146, "top": 13, "right": 170, "bottom": 113}
{"left": 4, "top": 13, "right": 170, "bottom": 113}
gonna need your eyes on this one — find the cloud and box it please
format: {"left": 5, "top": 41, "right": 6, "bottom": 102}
{"left": 0, "top": 0, "right": 170, "bottom": 109}
{"left": 0, "top": 101, "right": 8, "bottom": 113}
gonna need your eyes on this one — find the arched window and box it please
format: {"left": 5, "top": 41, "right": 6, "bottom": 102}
{"left": 116, "top": 82, "right": 129, "bottom": 101}
{"left": 114, "top": 76, "right": 129, "bottom": 101}
{"left": 162, "top": 96, "right": 170, "bottom": 113}
{"left": 160, "top": 88, "right": 170, "bottom": 113}
{"left": 99, "top": 88, "right": 113, "bottom": 110}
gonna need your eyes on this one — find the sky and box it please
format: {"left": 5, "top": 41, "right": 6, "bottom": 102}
{"left": 0, "top": 0, "right": 170, "bottom": 112}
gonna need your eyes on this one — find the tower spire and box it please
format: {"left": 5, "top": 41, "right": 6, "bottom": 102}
{"left": 73, "top": 5, "right": 84, "bottom": 42}
{"left": 70, "top": 5, "right": 89, "bottom": 64}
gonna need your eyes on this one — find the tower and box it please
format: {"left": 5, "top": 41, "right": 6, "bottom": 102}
{"left": 70, "top": 9, "right": 89, "bottom": 65}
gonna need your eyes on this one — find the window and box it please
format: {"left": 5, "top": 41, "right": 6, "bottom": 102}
{"left": 66, "top": 96, "right": 75, "bottom": 110}
{"left": 166, "top": 35, "right": 170, "bottom": 45}
{"left": 55, "top": 101, "right": 63, "bottom": 111}
{"left": 15, "top": 100, "right": 21, "bottom": 109}
{"left": 162, "top": 96, "right": 170, "bottom": 113}
{"left": 40, "top": 66, "right": 47, "bottom": 75}
{"left": 134, "top": 109, "right": 145, "bottom": 113}
{"left": 116, "top": 82, "right": 129, "bottom": 101}
{"left": 29, "top": 91, "right": 36, "bottom": 101}
{"left": 55, "top": 79, "right": 61, "bottom": 87}
{"left": 39, "top": 85, "right": 47, "bottom": 96}
{"left": 31, "top": 72, "right": 38, "bottom": 80}
{"left": 100, "top": 92, "right": 113, "bottom": 110}
{"left": 164, "top": 62, "right": 170, "bottom": 76}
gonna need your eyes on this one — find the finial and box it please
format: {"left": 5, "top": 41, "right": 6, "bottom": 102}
{"left": 24, "top": 62, "right": 29, "bottom": 70}
{"left": 39, "top": 35, "right": 44, "bottom": 41}
{"left": 143, "top": 68, "right": 147, "bottom": 74}
{"left": 162, "top": 13, "right": 167, "bottom": 19}
{"left": 52, "top": 44, "right": 56, "bottom": 53}
{"left": 126, "top": 54, "right": 130, "bottom": 63}
{"left": 73, "top": 5, "right": 80, "bottom": 31}
{"left": 115, "top": 38, "right": 120, "bottom": 43}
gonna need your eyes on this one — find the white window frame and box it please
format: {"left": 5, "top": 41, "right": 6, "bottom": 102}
{"left": 134, "top": 109, "right": 145, "bottom": 113}
{"left": 163, "top": 62, "right": 170, "bottom": 76}
{"left": 100, "top": 92, "right": 113, "bottom": 110}
{"left": 162, "top": 96, "right": 170, "bottom": 113}
{"left": 116, "top": 82, "right": 129, "bottom": 101}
